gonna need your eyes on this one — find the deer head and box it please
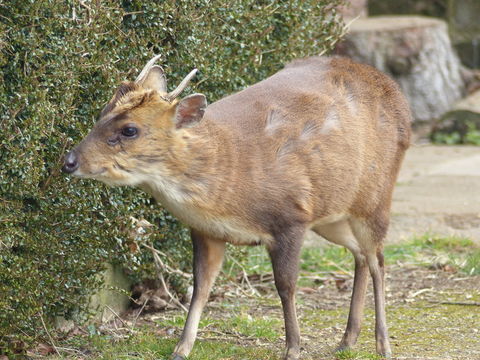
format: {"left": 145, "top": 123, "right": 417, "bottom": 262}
{"left": 63, "top": 56, "right": 207, "bottom": 187}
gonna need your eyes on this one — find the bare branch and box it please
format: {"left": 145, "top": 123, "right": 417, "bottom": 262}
{"left": 39, "top": 313, "right": 61, "bottom": 357}
{"left": 146, "top": 243, "right": 188, "bottom": 313}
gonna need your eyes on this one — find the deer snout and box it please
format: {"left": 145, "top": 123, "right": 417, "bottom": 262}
{"left": 62, "top": 150, "right": 79, "bottom": 174}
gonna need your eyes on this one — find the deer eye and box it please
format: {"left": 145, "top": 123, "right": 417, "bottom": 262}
{"left": 121, "top": 126, "right": 138, "bottom": 137}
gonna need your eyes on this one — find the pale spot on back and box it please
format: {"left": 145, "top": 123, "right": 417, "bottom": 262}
{"left": 345, "top": 91, "right": 358, "bottom": 114}
{"left": 321, "top": 107, "right": 340, "bottom": 134}
{"left": 300, "top": 120, "right": 321, "bottom": 141}
{"left": 277, "top": 138, "right": 297, "bottom": 158}
{"left": 265, "top": 109, "right": 285, "bottom": 135}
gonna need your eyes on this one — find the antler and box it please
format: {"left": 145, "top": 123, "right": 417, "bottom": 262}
{"left": 165, "top": 69, "right": 198, "bottom": 102}
{"left": 135, "top": 54, "right": 162, "bottom": 83}
{"left": 135, "top": 55, "right": 197, "bottom": 101}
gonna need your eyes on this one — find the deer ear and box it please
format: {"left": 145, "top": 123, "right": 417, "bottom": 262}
{"left": 174, "top": 94, "right": 207, "bottom": 129}
{"left": 138, "top": 65, "right": 167, "bottom": 93}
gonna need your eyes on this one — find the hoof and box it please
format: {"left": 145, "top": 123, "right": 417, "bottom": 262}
{"left": 334, "top": 343, "right": 351, "bottom": 353}
{"left": 377, "top": 340, "right": 392, "bottom": 359}
{"left": 171, "top": 354, "right": 186, "bottom": 360}
{"left": 379, "top": 351, "right": 392, "bottom": 359}
{"left": 283, "top": 348, "right": 300, "bottom": 360}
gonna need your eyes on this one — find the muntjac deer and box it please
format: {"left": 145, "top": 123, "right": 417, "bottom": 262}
{"left": 63, "top": 55, "right": 411, "bottom": 359}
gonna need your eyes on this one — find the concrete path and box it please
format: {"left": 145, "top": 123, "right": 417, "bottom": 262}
{"left": 389, "top": 145, "right": 480, "bottom": 244}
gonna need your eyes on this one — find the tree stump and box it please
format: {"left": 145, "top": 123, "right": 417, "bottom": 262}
{"left": 336, "top": 16, "right": 466, "bottom": 122}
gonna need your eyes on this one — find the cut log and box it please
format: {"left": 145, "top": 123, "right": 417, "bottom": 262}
{"left": 335, "top": 16, "right": 466, "bottom": 122}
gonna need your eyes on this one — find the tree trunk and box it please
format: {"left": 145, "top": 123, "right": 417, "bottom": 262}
{"left": 336, "top": 16, "right": 466, "bottom": 122}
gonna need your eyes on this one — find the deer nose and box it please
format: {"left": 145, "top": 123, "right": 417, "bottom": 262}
{"left": 62, "top": 151, "right": 79, "bottom": 174}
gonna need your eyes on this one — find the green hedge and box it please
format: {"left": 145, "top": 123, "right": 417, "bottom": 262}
{"left": 0, "top": 0, "right": 344, "bottom": 354}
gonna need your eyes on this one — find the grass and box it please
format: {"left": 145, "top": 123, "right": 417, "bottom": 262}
{"left": 53, "top": 295, "right": 480, "bottom": 360}
{"left": 52, "top": 304, "right": 282, "bottom": 359}
{"left": 464, "top": 250, "right": 480, "bottom": 275}
{"left": 163, "top": 310, "right": 281, "bottom": 341}
{"left": 386, "top": 233, "right": 480, "bottom": 275}
{"left": 45, "top": 233, "right": 479, "bottom": 360}
{"left": 335, "top": 349, "right": 381, "bottom": 360}
{"left": 297, "top": 233, "right": 479, "bottom": 282}
{"left": 214, "top": 313, "right": 281, "bottom": 341}
{"left": 227, "top": 233, "right": 479, "bottom": 289}
{"left": 57, "top": 333, "right": 278, "bottom": 359}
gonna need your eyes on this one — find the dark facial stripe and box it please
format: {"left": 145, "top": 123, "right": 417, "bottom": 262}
{"left": 133, "top": 154, "right": 162, "bottom": 163}
{"left": 111, "top": 112, "right": 129, "bottom": 122}
{"left": 100, "top": 82, "right": 138, "bottom": 117}
{"left": 114, "top": 160, "right": 132, "bottom": 173}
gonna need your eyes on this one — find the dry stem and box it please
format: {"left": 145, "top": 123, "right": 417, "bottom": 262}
{"left": 145, "top": 243, "right": 188, "bottom": 313}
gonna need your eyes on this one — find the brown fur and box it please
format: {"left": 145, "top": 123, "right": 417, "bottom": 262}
{"left": 65, "top": 56, "right": 411, "bottom": 360}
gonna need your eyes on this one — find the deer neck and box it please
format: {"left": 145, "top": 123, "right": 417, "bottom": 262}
{"left": 139, "top": 119, "right": 232, "bottom": 213}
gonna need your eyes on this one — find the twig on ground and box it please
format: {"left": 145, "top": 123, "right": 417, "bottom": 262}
{"left": 429, "top": 301, "right": 480, "bottom": 306}
{"left": 199, "top": 328, "right": 257, "bottom": 341}
{"left": 55, "top": 347, "right": 85, "bottom": 356}
{"left": 409, "top": 288, "right": 434, "bottom": 298}
{"left": 39, "top": 313, "right": 61, "bottom": 357}
{"left": 227, "top": 282, "right": 258, "bottom": 298}
{"left": 226, "top": 254, "right": 260, "bottom": 296}
{"left": 105, "top": 305, "right": 129, "bottom": 328}
{"left": 131, "top": 298, "right": 149, "bottom": 330}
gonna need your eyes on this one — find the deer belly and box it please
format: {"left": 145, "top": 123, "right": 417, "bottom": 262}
{"left": 198, "top": 217, "right": 274, "bottom": 246}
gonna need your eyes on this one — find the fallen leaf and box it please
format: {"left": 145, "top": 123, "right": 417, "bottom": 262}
{"left": 442, "top": 264, "right": 457, "bottom": 273}
{"left": 35, "top": 343, "right": 55, "bottom": 356}
{"left": 335, "top": 279, "right": 349, "bottom": 292}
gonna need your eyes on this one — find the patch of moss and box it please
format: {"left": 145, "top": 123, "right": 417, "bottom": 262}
{"left": 295, "top": 293, "right": 480, "bottom": 359}
{"left": 335, "top": 349, "right": 381, "bottom": 360}
{"left": 387, "top": 301, "right": 480, "bottom": 358}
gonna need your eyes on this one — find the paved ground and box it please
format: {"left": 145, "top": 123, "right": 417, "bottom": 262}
{"left": 389, "top": 144, "right": 480, "bottom": 244}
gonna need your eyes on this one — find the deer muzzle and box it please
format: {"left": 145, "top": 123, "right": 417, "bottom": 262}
{"left": 62, "top": 150, "right": 79, "bottom": 174}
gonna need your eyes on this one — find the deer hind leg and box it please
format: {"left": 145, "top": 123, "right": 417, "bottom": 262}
{"left": 172, "top": 230, "right": 226, "bottom": 360}
{"left": 268, "top": 226, "right": 305, "bottom": 360}
{"left": 349, "top": 217, "right": 392, "bottom": 358}
{"left": 313, "top": 220, "right": 368, "bottom": 350}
